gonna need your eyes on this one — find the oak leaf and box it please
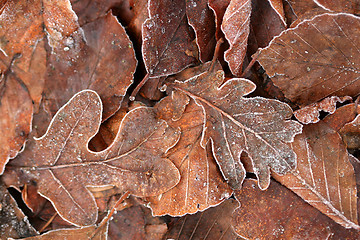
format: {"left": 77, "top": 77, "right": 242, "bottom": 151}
{"left": 167, "top": 61, "right": 302, "bottom": 190}
{"left": 148, "top": 91, "right": 232, "bottom": 216}
{"left": 4, "top": 90, "right": 180, "bottom": 227}
{"left": 257, "top": 13, "right": 360, "bottom": 106}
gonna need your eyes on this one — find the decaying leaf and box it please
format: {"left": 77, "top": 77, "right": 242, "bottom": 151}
{"left": 208, "top": 0, "right": 231, "bottom": 40}
{"left": 340, "top": 114, "right": 360, "bottom": 150}
{"left": 257, "top": 13, "right": 360, "bottom": 106}
{"left": 142, "top": 0, "right": 198, "bottom": 77}
{"left": 13, "top": 222, "right": 108, "bottom": 240}
{"left": 233, "top": 179, "right": 360, "bottom": 239}
{"left": 274, "top": 106, "right": 359, "bottom": 229}
{"left": 164, "top": 198, "right": 241, "bottom": 239}
{"left": 186, "top": 0, "right": 216, "bottom": 62}
{"left": 148, "top": 92, "right": 232, "bottom": 216}
{"left": 167, "top": 61, "right": 302, "bottom": 190}
{"left": 221, "top": 0, "right": 251, "bottom": 76}
{"left": 315, "top": 0, "right": 360, "bottom": 15}
{"left": 294, "top": 96, "right": 352, "bottom": 124}
{"left": 4, "top": 90, "right": 180, "bottom": 227}
{"left": 42, "top": 11, "right": 136, "bottom": 127}
{"left": 268, "top": 0, "right": 286, "bottom": 24}
{"left": 0, "top": 183, "right": 37, "bottom": 239}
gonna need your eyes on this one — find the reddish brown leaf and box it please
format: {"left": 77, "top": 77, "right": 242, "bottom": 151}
{"left": 208, "top": 0, "right": 231, "bottom": 40}
{"left": 4, "top": 90, "right": 180, "bottom": 226}
{"left": 247, "top": 0, "right": 286, "bottom": 57}
{"left": 0, "top": 66, "right": 32, "bottom": 174}
{"left": 268, "top": 0, "right": 286, "bottom": 23}
{"left": 42, "top": 11, "right": 136, "bottom": 128}
{"left": 142, "top": 0, "right": 198, "bottom": 77}
{"left": 273, "top": 110, "right": 359, "bottom": 229}
{"left": 233, "top": 179, "right": 360, "bottom": 239}
{"left": 148, "top": 91, "right": 232, "bottom": 216}
{"left": 17, "top": 222, "right": 108, "bottom": 240}
{"left": 186, "top": 0, "right": 216, "bottom": 62}
{"left": 221, "top": 0, "right": 251, "bottom": 76}
{"left": 167, "top": 61, "right": 302, "bottom": 190}
{"left": 70, "top": 0, "right": 122, "bottom": 25}
{"left": 340, "top": 114, "right": 360, "bottom": 150}
{"left": 0, "top": 184, "right": 37, "bottom": 239}
{"left": 315, "top": 0, "right": 360, "bottom": 15}
{"left": 294, "top": 96, "right": 352, "bottom": 124}
{"left": 164, "top": 199, "right": 241, "bottom": 239}
{"left": 257, "top": 13, "right": 360, "bottom": 107}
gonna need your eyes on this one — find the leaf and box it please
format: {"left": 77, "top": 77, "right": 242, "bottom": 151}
{"left": 0, "top": 183, "right": 37, "bottom": 239}
{"left": 294, "top": 96, "right": 352, "bottom": 124}
{"left": 208, "top": 0, "right": 231, "bottom": 40}
{"left": 142, "top": 0, "right": 198, "bottom": 77}
{"left": 314, "top": 0, "right": 360, "bottom": 15}
{"left": 186, "top": 0, "right": 216, "bottom": 62}
{"left": 148, "top": 91, "right": 232, "bottom": 216}
{"left": 257, "top": 13, "right": 360, "bottom": 107}
{"left": 268, "top": 0, "right": 286, "bottom": 24}
{"left": 41, "top": 11, "right": 136, "bottom": 127}
{"left": 0, "top": 62, "right": 33, "bottom": 174}
{"left": 340, "top": 114, "right": 360, "bottom": 150}
{"left": 14, "top": 223, "right": 108, "bottom": 240}
{"left": 221, "top": 0, "right": 251, "bottom": 76}
{"left": 167, "top": 61, "right": 302, "bottom": 190}
{"left": 4, "top": 90, "right": 180, "bottom": 227}
{"left": 273, "top": 106, "right": 359, "bottom": 229}
{"left": 164, "top": 198, "right": 241, "bottom": 240}
{"left": 233, "top": 179, "right": 360, "bottom": 239}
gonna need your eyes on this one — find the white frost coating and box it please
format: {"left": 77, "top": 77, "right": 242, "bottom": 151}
{"left": 313, "top": 0, "right": 335, "bottom": 12}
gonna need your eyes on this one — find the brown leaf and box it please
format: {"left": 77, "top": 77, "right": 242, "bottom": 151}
{"left": 247, "top": 0, "right": 286, "bottom": 57}
{"left": 208, "top": 0, "right": 231, "bottom": 40}
{"left": 273, "top": 111, "right": 359, "bottom": 229}
{"left": 340, "top": 114, "right": 360, "bottom": 150}
{"left": 233, "top": 179, "right": 360, "bottom": 239}
{"left": 268, "top": 0, "right": 286, "bottom": 24}
{"left": 142, "top": 0, "right": 198, "bottom": 77}
{"left": 70, "top": 0, "right": 122, "bottom": 25}
{"left": 221, "top": 0, "right": 251, "bottom": 76}
{"left": 0, "top": 183, "right": 37, "bottom": 239}
{"left": 294, "top": 96, "right": 352, "bottom": 124}
{"left": 257, "top": 13, "right": 360, "bottom": 107}
{"left": 42, "top": 11, "right": 136, "bottom": 127}
{"left": 148, "top": 91, "right": 232, "bottom": 216}
{"left": 0, "top": 64, "right": 33, "bottom": 174}
{"left": 164, "top": 198, "right": 241, "bottom": 239}
{"left": 15, "top": 223, "right": 108, "bottom": 240}
{"left": 186, "top": 0, "right": 216, "bottom": 62}
{"left": 4, "top": 90, "right": 180, "bottom": 226}
{"left": 315, "top": 0, "right": 360, "bottom": 15}
{"left": 167, "top": 61, "right": 302, "bottom": 190}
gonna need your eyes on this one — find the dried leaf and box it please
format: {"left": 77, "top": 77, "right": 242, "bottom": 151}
{"left": 294, "top": 96, "right": 352, "bottom": 124}
{"left": 148, "top": 91, "right": 232, "bottom": 216}
{"left": 221, "top": 0, "right": 251, "bottom": 76}
{"left": 257, "top": 13, "right": 360, "bottom": 106}
{"left": 233, "top": 179, "right": 360, "bottom": 239}
{"left": 208, "top": 0, "right": 231, "bottom": 40}
{"left": 164, "top": 198, "right": 241, "bottom": 239}
{"left": 268, "top": 0, "right": 286, "bottom": 24}
{"left": 273, "top": 111, "right": 359, "bottom": 229}
{"left": 70, "top": 0, "right": 122, "bottom": 25}
{"left": 247, "top": 0, "right": 286, "bottom": 57}
{"left": 42, "top": 11, "right": 136, "bottom": 127}
{"left": 0, "top": 183, "right": 37, "bottom": 239}
{"left": 315, "top": 0, "right": 360, "bottom": 15}
{"left": 0, "top": 65, "right": 33, "bottom": 174}
{"left": 340, "top": 114, "right": 360, "bottom": 150}
{"left": 4, "top": 90, "right": 180, "bottom": 226}
{"left": 167, "top": 61, "right": 302, "bottom": 190}
{"left": 186, "top": 0, "right": 216, "bottom": 62}
{"left": 142, "top": 0, "right": 198, "bottom": 77}
{"left": 14, "top": 223, "right": 108, "bottom": 240}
